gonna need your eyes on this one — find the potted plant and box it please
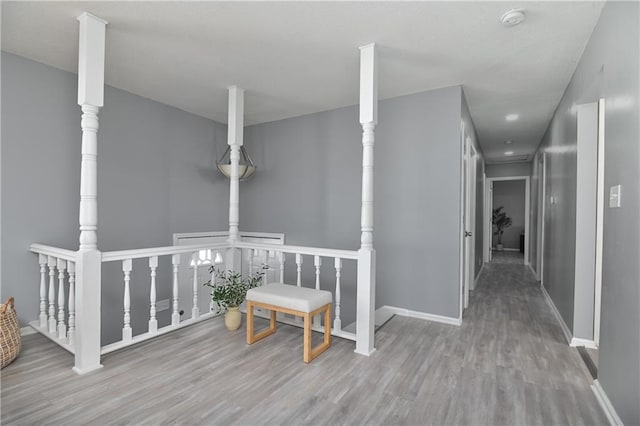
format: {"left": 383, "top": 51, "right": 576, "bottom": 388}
{"left": 492, "top": 206, "right": 512, "bottom": 251}
{"left": 204, "top": 266, "right": 266, "bottom": 331}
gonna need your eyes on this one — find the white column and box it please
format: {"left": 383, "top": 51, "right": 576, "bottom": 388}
{"left": 73, "top": 12, "right": 107, "bottom": 375}
{"left": 226, "top": 86, "right": 244, "bottom": 272}
{"left": 355, "top": 43, "right": 377, "bottom": 356}
{"left": 359, "top": 44, "right": 377, "bottom": 250}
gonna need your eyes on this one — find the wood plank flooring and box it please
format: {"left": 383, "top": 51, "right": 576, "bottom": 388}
{"left": 1, "top": 261, "right": 607, "bottom": 425}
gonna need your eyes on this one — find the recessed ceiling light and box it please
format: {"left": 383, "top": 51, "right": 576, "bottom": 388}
{"left": 504, "top": 140, "right": 513, "bottom": 145}
{"left": 505, "top": 113, "right": 519, "bottom": 121}
{"left": 500, "top": 9, "right": 526, "bottom": 27}
{"left": 505, "top": 151, "right": 514, "bottom": 156}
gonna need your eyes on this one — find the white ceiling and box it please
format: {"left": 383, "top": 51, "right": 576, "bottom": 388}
{"left": 2, "top": 1, "right": 604, "bottom": 162}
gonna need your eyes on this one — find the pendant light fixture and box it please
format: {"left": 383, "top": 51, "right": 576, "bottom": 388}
{"left": 216, "top": 145, "right": 256, "bottom": 181}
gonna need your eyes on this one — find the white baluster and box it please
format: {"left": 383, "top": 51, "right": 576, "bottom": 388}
{"left": 122, "top": 259, "right": 132, "bottom": 342}
{"left": 148, "top": 256, "right": 158, "bottom": 333}
{"left": 57, "top": 259, "right": 67, "bottom": 339}
{"left": 47, "top": 256, "right": 57, "bottom": 334}
{"left": 267, "top": 250, "right": 275, "bottom": 283}
{"left": 209, "top": 266, "right": 215, "bottom": 313}
{"left": 191, "top": 252, "right": 200, "bottom": 319}
{"left": 38, "top": 254, "right": 48, "bottom": 328}
{"left": 68, "top": 262, "right": 76, "bottom": 346}
{"left": 296, "top": 253, "right": 303, "bottom": 287}
{"left": 314, "top": 256, "right": 322, "bottom": 328}
{"left": 248, "top": 249, "right": 255, "bottom": 276}
{"left": 334, "top": 258, "right": 342, "bottom": 332}
{"left": 295, "top": 253, "right": 303, "bottom": 324}
{"left": 278, "top": 252, "right": 285, "bottom": 284}
{"left": 172, "top": 254, "right": 180, "bottom": 325}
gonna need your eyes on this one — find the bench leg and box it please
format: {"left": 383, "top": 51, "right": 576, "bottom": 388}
{"left": 246, "top": 303, "right": 277, "bottom": 345}
{"left": 303, "top": 303, "right": 332, "bottom": 363}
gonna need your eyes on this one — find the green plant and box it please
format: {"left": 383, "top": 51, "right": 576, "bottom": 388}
{"left": 492, "top": 206, "right": 512, "bottom": 245}
{"left": 204, "top": 266, "right": 266, "bottom": 313}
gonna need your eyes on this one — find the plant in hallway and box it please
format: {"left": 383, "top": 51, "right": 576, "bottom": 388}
{"left": 492, "top": 206, "right": 512, "bottom": 251}
{"left": 204, "top": 266, "right": 267, "bottom": 331}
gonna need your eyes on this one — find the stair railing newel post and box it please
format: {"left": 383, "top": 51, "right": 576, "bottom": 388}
{"left": 73, "top": 12, "right": 107, "bottom": 375}
{"left": 226, "top": 86, "right": 245, "bottom": 273}
{"left": 356, "top": 43, "right": 377, "bottom": 356}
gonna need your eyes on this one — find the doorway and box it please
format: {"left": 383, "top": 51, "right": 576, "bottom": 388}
{"left": 486, "top": 176, "right": 530, "bottom": 266}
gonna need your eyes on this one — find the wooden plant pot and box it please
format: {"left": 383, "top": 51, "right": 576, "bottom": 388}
{"left": 224, "top": 306, "right": 242, "bottom": 331}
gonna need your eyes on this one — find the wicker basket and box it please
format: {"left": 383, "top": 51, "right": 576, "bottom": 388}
{"left": 1, "top": 297, "right": 22, "bottom": 369}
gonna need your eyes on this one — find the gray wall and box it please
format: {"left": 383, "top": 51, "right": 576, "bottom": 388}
{"left": 242, "top": 86, "right": 466, "bottom": 321}
{"left": 535, "top": 2, "right": 640, "bottom": 423}
{"left": 1, "top": 53, "right": 230, "bottom": 344}
{"left": 486, "top": 162, "right": 531, "bottom": 178}
{"left": 492, "top": 180, "right": 525, "bottom": 250}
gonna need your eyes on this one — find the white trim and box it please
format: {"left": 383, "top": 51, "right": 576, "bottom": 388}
{"left": 378, "top": 305, "right": 462, "bottom": 327}
{"left": 483, "top": 173, "right": 491, "bottom": 263}
{"left": 486, "top": 176, "right": 530, "bottom": 266}
{"left": 570, "top": 337, "right": 598, "bottom": 349}
{"left": 21, "top": 326, "right": 37, "bottom": 336}
{"left": 594, "top": 97, "right": 605, "bottom": 346}
{"left": 458, "top": 121, "right": 465, "bottom": 321}
{"left": 592, "top": 380, "right": 624, "bottom": 426}
{"left": 540, "top": 283, "right": 572, "bottom": 344}
{"left": 528, "top": 264, "right": 536, "bottom": 278}
{"left": 495, "top": 247, "right": 520, "bottom": 252}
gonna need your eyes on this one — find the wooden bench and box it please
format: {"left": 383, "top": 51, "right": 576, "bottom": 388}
{"left": 246, "top": 283, "right": 332, "bottom": 363}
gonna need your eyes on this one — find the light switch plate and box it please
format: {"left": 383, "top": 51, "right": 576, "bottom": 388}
{"left": 609, "top": 185, "right": 622, "bottom": 208}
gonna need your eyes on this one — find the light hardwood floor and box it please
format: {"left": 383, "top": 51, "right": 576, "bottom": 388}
{"left": 2, "top": 261, "right": 607, "bottom": 425}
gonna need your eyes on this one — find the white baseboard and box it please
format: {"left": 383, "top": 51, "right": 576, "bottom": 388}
{"left": 570, "top": 337, "right": 598, "bottom": 349}
{"left": 378, "top": 305, "right": 461, "bottom": 327}
{"left": 592, "top": 379, "right": 624, "bottom": 426}
{"left": 20, "top": 326, "right": 37, "bottom": 336}
{"left": 493, "top": 247, "right": 520, "bottom": 252}
{"left": 527, "top": 264, "right": 537, "bottom": 278}
{"left": 540, "top": 283, "right": 572, "bottom": 344}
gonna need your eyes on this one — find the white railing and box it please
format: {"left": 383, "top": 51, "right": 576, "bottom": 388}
{"left": 99, "top": 242, "right": 229, "bottom": 355}
{"left": 30, "top": 237, "right": 374, "bottom": 370}
{"left": 29, "top": 245, "right": 78, "bottom": 354}
{"left": 235, "top": 241, "right": 359, "bottom": 341}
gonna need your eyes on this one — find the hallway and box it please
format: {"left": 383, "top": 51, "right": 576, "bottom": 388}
{"left": 2, "top": 262, "right": 607, "bottom": 425}
{"left": 461, "top": 260, "right": 606, "bottom": 424}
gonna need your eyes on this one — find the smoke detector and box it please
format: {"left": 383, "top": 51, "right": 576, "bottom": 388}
{"left": 500, "top": 9, "right": 526, "bottom": 27}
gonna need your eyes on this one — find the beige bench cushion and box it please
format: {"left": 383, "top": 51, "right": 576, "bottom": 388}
{"left": 246, "top": 283, "right": 332, "bottom": 313}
